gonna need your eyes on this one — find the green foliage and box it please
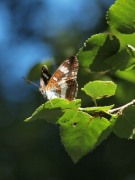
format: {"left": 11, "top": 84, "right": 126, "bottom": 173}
{"left": 77, "top": 34, "right": 120, "bottom": 71}
{"left": 112, "top": 106, "right": 135, "bottom": 139}
{"left": 25, "top": 80, "right": 117, "bottom": 162}
{"left": 25, "top": 0, "right": 135, "bottom": 163}
{"left": 26, "top": 84, "right": 115, "bottom": 163}
{"left": 82, "top": 81, "right": 116, "bottom": 100}
{"left": 107, "top": 0, "right": 135, "bottom": 34}
{"left": 59, "top": 110, "right": 111, "bottom": 163}
{"left": 25, "top": 99, "right": 81, "bottom": 123}
{"left": 77, "top": 0, "right": 135, "bottom": 72}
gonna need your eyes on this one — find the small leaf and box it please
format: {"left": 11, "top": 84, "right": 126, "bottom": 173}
{"left": 59, "top": 110, "right": 111, "bottom": 163}
{"left": 112, "top": 106, "right": 135, "bottom": 139}
{"left": 25, "top": 98, "right": 81, "bottom": 123}
{"left": 82, "top": 81, "right": 117, "bottom": 100}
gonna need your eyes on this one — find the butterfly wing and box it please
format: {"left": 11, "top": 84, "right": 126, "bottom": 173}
{"left": 39, "top": 65, "right": 52, "bottom": 98}
{"left": 46, "top": 56, "right": 79, "bottom": 101}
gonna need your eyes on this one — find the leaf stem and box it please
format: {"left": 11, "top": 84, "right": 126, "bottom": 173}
{"left": 93, "top": 98, "right": 97, "bottom": 107}
{"left": 108, "top": 99, "right": 135, "bottom": 114}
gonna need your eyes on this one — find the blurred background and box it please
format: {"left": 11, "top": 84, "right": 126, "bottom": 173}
{"left": 1, "top": 0, "right": 135, "bottom": 179}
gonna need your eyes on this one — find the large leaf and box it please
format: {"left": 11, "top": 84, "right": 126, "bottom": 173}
{"left": 77, "top": 34, "right": 120, "bottom": 70}
{"left": 82, "top": 81, "right": 117, "bottom": 100}
{"left": 25, "top": 98, "right": 81, "bottom": 123}
{"left": 107, "top": 0, "right": 135, "bottom": 34}
{"left": 112, "top": 106, "right": 135, "bottom": 139}
{"left": 59, "top": 110, "right": 111, "bottom": 163}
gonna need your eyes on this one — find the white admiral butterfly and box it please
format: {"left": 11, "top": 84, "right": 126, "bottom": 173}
{"left": 39, "top": 56, "right": 78, "bottom": 101}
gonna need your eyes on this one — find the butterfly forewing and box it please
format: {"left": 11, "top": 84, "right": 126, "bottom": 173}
{"left": 39, "top": 65, "right": 52, "bottom": 98}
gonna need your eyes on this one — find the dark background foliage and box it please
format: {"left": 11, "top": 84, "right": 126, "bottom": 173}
{"left": 1, "top": 0, "right": 135, "bottom": 179}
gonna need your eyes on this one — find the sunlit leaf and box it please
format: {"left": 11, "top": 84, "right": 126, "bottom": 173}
{"left": 82, "top": 81, "right": 117, "bottom": 100}
{"left": 59, "top": 110, "right": 111, "bottom": 163}
{"left": 25, "top": 98, "right": 81, "bottom": 123}
{"left": 107, "top": 0, "right": 135, "bottom": 33}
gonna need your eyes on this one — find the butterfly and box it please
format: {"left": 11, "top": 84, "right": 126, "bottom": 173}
{"left": 39, "top": 56, "right": 79, "bottom": 101}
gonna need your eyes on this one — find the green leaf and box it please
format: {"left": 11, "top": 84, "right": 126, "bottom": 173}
{"left": 107, "top": 0, "right": 135, "bottom": 34}
{"left": 89, "top": 35, "right": 120, "bottom": 71}
{"left": 25, "top": 98, "right": 81, "bottom": 123}
{"left": 77, "top": 1, "right": 135, "bottom": 72}
{"left": 112, "top": 106, "right": 135, "bottom": 139}
{"left": 82, "top": 34, "right": 135, "bottom": 72}
{"left": 77, "top": 33, "right": 107, "bottom": 68}
{"left": 77, "top": 34, "right": 120, "bottom": 70}
{"left": 117, "top": 33, "right": 135, "bottom": 50}
{"left": 45, "top": 98, "right": 81, "bottom": 109}
{"left": 104, "top": 48, "right": 135, "bottom": 71}
{"left": 82, "top": 81, "right": 117, "bottom": 100}
{"left": 103, "top": 33, "right": 135, "bottom": 71}
{"left": 59, "top": 110, "right": 111, "bottom": 163}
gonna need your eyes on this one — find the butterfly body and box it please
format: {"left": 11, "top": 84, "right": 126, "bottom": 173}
{"left": 39, "top": 56, "right": 78, "bottom": 101}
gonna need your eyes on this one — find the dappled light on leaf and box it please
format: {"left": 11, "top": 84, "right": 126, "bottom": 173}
{"left": 107, "top": 0, "right": 135, "bottom": 33}
{"left": 25, "top": 98, "right": 81, "bottom": 123}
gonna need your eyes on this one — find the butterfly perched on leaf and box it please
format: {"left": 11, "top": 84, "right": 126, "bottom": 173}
{"left": 39, "top": 56, "right": 79, "bottom": 101}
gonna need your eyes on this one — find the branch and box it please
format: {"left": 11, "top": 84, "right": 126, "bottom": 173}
{"left": 108, "top": 99, "right": 135, "bottom": 114}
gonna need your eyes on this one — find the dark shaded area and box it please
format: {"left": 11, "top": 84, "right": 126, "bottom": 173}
{"left": 1, "top": 0, "right": 135, "bottom": 179}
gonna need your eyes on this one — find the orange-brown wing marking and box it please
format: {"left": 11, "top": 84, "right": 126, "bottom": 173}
{"left": 46, "top": 56, "right": 78, "bottom": 91}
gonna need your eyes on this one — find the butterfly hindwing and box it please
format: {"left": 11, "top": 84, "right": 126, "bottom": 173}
{"left": 40, "top": 56, "right": 79, "bottom": 101}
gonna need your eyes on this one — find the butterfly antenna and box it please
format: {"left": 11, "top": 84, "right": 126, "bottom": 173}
{"left": 22, "top": 77, "right": 39, "bottom": 88}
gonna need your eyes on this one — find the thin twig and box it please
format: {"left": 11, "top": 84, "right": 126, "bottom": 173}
{"left": 108, "top": 99, "right": 135, "bottom": 114}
